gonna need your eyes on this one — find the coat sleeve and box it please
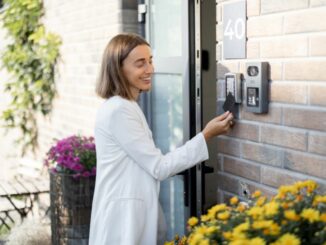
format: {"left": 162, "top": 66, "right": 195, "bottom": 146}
{"left": 109, "top": 102, "right": 209, "bottom": 181}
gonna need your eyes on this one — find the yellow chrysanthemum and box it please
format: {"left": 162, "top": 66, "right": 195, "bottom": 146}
{"left": 274, "top": 233, "right": 301, "bottom": 245}
{"left": 301, "top": 208, "right": 320, "bottom": 223}
{"left": 223, "top": 231, "right": 232, "bottom": 240}
{"left": 229, "top": 239, "right": 250, "bottom": 245}
{"left": 247, "top": 206, "right": 264, "bottom": 219}
{"left": 199, "top": 239, "right": 209, "bottom": 245}
{"left": 284, "top": 210, "right": 300, "bottom": 221}
{"left": 313, "top": 195, "right": 326, "bottom": 206}
{"left": 264, "top": 202, "right": 279, "bottom": 216}
{"left": 188, "top": 233, "right": 204, "bottom": 245}
{"left": 230, "top": 196, "right": 239, "bottom": 205}
{"left": 252, "top": 190, "right": 262, "bottom": 198}
{"left": 256, "top": 196, "right": 267, "bottom": 207}
{"left": 188, "top": 217, "right": 199, "bottom": 227}
{"left": 278, "top": 185, "right": 298, "bottom": 196}
{"left": 207, "top": 226, "right": 218, "bottom": 234}
{"left": 237, "top": 203, "right": 247, "bottom": 212}
{"left": 303, "top": 180, "right": 318, "bottom": 192}
{"left": 320, "top": 213, "right": 326, "bottom": 222}
{"left": 250, "top": 237, "right": 266, "bottom": 245}
{"left": 218, "top": 211, "right": 230, "bottom": 220}
{"left": 207, "top": 204, "right": 227, "bottom": 219}
{"left": 200, "top": 214, "right": 210, "bottom": 222}
{"left": 252, "top": 220, "right": 273, "bottom": 229}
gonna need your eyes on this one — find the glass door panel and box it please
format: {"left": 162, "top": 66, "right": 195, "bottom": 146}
{"left": 144, "top": 0, "right": 189, "bottom": 240}
{"left": 151, "top": 73, "right": 184, "bottom": 239}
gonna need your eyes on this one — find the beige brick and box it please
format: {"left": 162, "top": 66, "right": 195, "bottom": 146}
{"left": 311, "top": 0, "right": 326, "bottom": 6}
{"left": 269, "top": 62, "right": 283, "bottom": 81}
{"left": 247, "top": 41, "right": 260, "bottom": 59}
{"left": 284, "top": 61, "right": 326, "bottom": 81}
{"left": 285, "top": 8, "right": 326, "bottom": 34}
{"left": 270, "top": 82, "right": 308, "bottom": 104}
{"left": 241, "top": 106, "right": 282, "bottom": 124}
{"left": 283, "top": 107, "right": 326, "bottom": 131}
{"left": 217, "top": 24, "right": 223, "bottom": 42}
{"left": 224, "top": 157, "right": 261, "bottom": 181}
{"left": 242, "top": 142, "right": 283, "bottom": 167}
{"left": 247, "top": 0, "right": 260, "bottom": 17}
{"left": 310, "top": 35, "right": 326, "bottom": 56}
{"left": 261, "top": 0, "right": 308, "bottom": 14}
{"left": 247, "top": 15, "right": 283, "bottom": 37}
{"left": 260, "top": 37, "right": 308, "bottom": 58}
{"left": 261, "top": 125, "right": 307, "bottom": 151}
{"left": 217, "top": 173, "right": 240, "bottom": 194}
{"left": 217, "top": 62, "right": 239, "bottom": 79}
{"left": 284, "top": 151, "right": 326, "bottom": 179}
{"left": 310, "top": 83, "right": 326, "bottom": 106}
{"left": 217, "top": 137, "right": 241, "bottom": 157}
{"left": 217, "top": 5, "right": 222, "bottom": 23}
{"left": 245, "top": 182, "right": 277, "bottom": 199}
{"left": 261, "top": 167, "right": 306, "bottom": 188}
{"left": 308, "top": 132, "right": 326, "bottom": 156}
{"left": 227, "top": 122, "right": 259, "bottom": 142}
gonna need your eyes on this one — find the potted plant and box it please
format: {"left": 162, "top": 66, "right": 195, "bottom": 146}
{"left": 166, "top": 180, "right": 326, "bottom": 245}
{"left": 44, "top": 135, "right": 96, "bottom": 245}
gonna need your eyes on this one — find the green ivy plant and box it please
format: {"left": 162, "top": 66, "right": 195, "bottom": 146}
{"left": 0, "top": 0, "right": 61, "bottom": 155}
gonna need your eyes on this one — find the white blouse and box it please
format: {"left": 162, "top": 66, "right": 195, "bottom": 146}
{"left": 89, "top": 96, "right": 208, "bottom": 245}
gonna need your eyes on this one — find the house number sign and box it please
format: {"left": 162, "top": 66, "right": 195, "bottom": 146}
{"left": 223, "top": 0, "right": 246, "bottom": 59}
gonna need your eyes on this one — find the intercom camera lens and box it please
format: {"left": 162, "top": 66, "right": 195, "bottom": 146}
{"left": 247, "top": 66, "right": 259, "bottom": 76}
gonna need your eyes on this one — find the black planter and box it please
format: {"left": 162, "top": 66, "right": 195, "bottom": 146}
{"left": 50, "top": 172, "right": 95, "bottom": 245}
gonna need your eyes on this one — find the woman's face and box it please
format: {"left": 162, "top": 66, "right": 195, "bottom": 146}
{"left": 122, "top": 44, "right": 154, "bottom": 100}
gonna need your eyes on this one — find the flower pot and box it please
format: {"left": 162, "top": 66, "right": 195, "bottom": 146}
{"left": 50, "top": 171, "right": 95, "bottom": 245}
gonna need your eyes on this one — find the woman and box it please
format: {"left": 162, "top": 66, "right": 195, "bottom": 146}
{"left": 89, "top": 33, "right": 233, "bottom": 245}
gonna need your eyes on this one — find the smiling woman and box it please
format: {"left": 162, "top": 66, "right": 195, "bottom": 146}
{"left": 89, "top": 33, "right": 233, "bottom": 245}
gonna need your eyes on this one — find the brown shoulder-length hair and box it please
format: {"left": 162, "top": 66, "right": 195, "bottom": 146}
{"left": 96, "top": 33, "right": 150, "bottom": 100}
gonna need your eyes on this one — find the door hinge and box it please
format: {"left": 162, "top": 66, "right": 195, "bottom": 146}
{"left": 138, "top": 4, "right": 147, "bottom": 23}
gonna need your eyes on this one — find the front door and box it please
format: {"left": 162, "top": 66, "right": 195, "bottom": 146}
{"left": 139, "top": 0, "right": 216, "bottom": 240}
{"left": 140, "top": 0, "right": 190, "bottom": 239}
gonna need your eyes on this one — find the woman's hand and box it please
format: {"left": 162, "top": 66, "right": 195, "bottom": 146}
{"left": 202, "top": 111, "right": 234, "bottom": 142}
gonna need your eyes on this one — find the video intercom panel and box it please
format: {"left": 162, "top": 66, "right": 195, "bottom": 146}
{"left": 244, "top": 62, "right": 269, "bottom": 113}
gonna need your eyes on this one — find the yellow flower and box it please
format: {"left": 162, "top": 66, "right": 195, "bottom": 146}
{"left": 199, "top": 239, "right": 209, "bottom": 245}
{"left": 200, "top": 214, "right": 210, "bottom": 222}
{"left": 252, "top": 220, "right": 273, "bottom": 229}
{"left": 207, "top": 226, "right": 218, "bottom": 234}
{"left": 207, "top": 204, "right": 227, "bottom": 219}
{"left": 313, "top": 195, "right": 326, "bottom": 206}
{"left": 303, "top": 180, "right": 318, "bottom": 193}
{"left": 284, "top": 210, "right": 300, "bottom": 221}
{"left": 252, "top": 190, "right": 262, "bottom": 198}
{"left": 250, "top": 237, "right": 266, "bottom": 245}
{"left": 301, "top": 208, "right": 320, "bottom": 223}
{"left": 188, "top": 217, "right": 198, "bottom": 227}
{"left": 229, "top": 240, "right": 250, "bottom": 245}
{"left": 256, "top": 196, "right": 267, "bottom": 206}
{"left": 264, "top": 202, "right": 279, "bottom": 216}
{"left": 223, "top": 231, "right": 232, "bottom": 240}
{"left": 237, "top": 203, "right": 247, "bottom": 212}
{"left": 274, "top": 233, "right": 301, "bottom": 245}
{"left": 247, "top": 206, "right": 264, "bottom": 219}
{"left": 188, "top": 233, "right": 204, "bottom": 245}
{"left": 278, "top": 185, "right": 298, "bottom": 196}
{"left": 230, "top": 196, "right": 239, "bottom": 205}
{"left": 320, "top": 213, "right": 326, "bottom": 222}
{"left": 217, "top": 211, "right": 230, "bottom": 220}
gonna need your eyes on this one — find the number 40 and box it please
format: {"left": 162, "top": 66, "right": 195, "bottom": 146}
{"left": 224, "top": 18, "right": 245, "bottom": 40}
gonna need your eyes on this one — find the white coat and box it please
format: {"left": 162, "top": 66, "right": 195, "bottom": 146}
{"left": 89, "top": 96, "right": 209, "bottom": 245}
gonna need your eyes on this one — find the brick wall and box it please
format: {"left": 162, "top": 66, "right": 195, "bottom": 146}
{"left": 0, "top": 0, "right": 138, "bottom": 164}
{"left": 216, "top": 0, "right": 326, "bottom": 203}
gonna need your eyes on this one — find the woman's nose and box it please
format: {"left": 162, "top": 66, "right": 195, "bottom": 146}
{"left": 146, "top": 63, "right": 154, "bottom": 74}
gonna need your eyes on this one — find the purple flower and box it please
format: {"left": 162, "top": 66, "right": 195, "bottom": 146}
{"left": 44, "top": 135, "right": 96, "bottom": 178}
